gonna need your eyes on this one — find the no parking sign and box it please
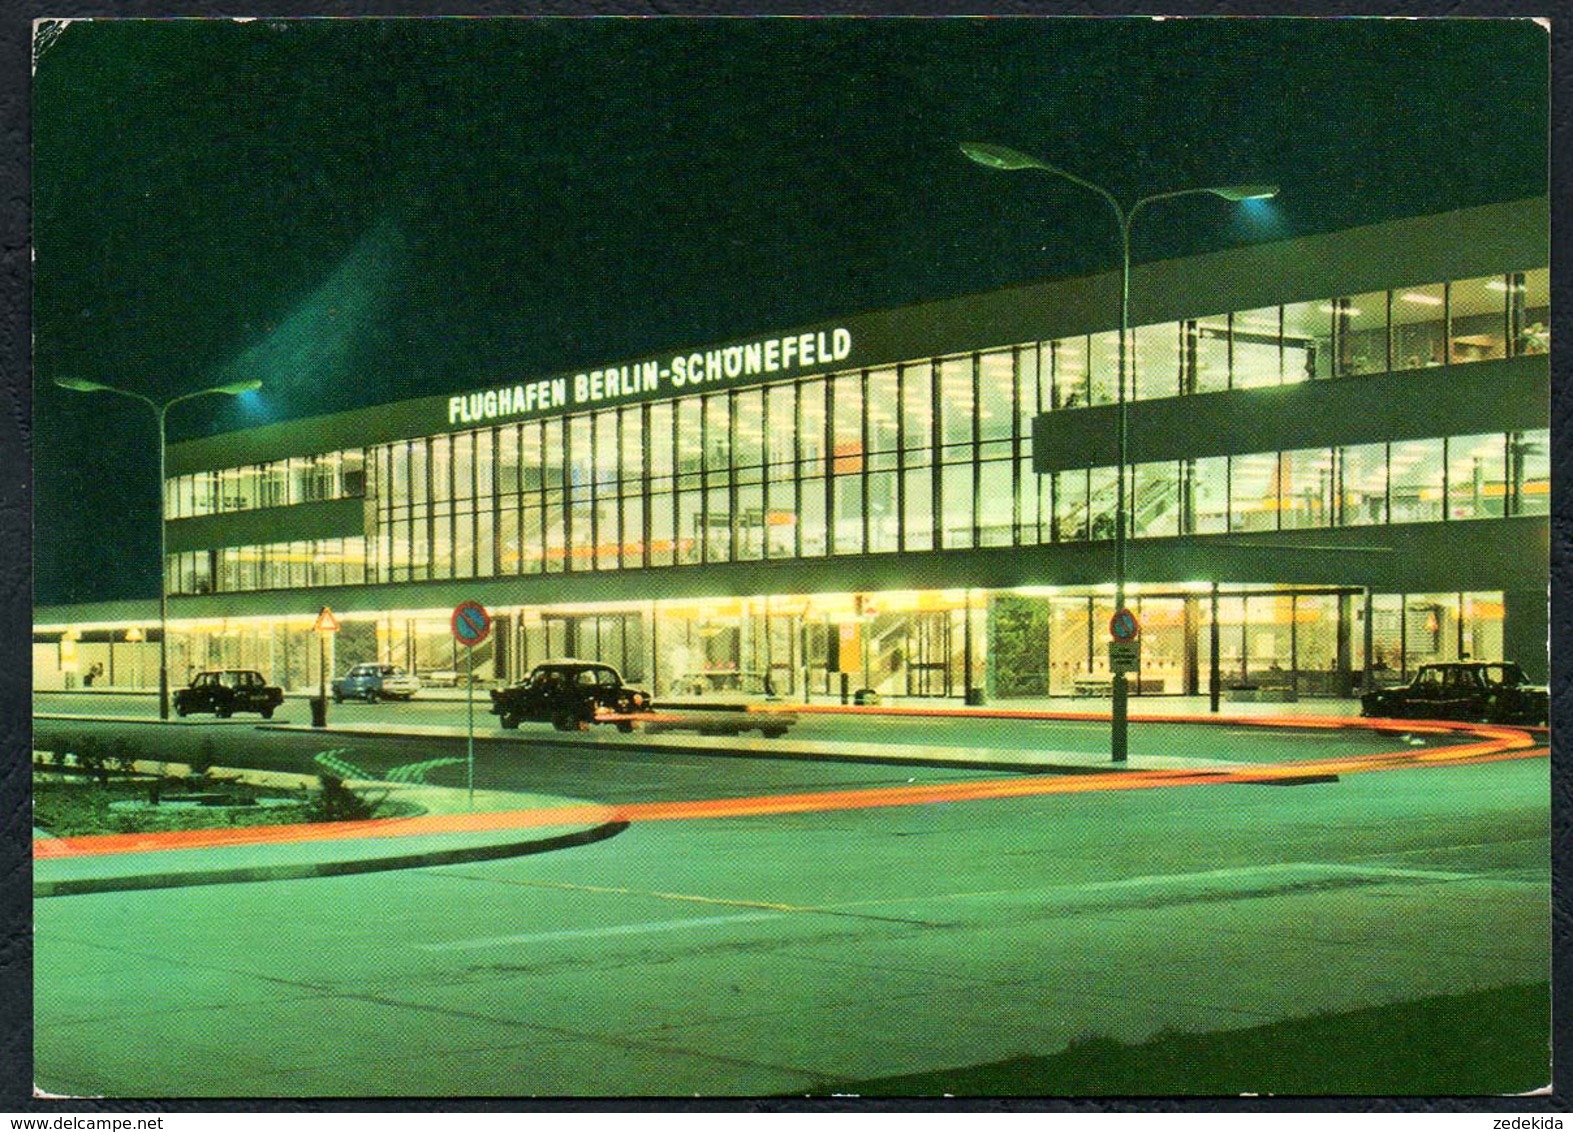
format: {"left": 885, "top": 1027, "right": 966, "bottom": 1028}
{"left": 451, "top": 600, "right": 491, "bottom": 648}
{"left": 1108, "top": 608, "right": 1141, "bottom": 673}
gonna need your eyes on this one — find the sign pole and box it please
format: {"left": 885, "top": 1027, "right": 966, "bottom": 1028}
{"left": 450, "top": 601, "right": 491, "bottom": 812}
{"left": 312, "top": 607, "right": 340, "bottom": 728}
{"left": 1107, "top": 607, "right": 1142, "bottom": 758}
{"left": 467, "top": 643, "right": 475, "bottom": 809}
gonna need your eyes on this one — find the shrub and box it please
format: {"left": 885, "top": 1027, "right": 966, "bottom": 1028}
{"left": 71, "top": 735, "right": 111, "bottom": 784}
{"left": 306, "top": 774, "right": 375, "bottom": 823}
{"left": 104, "top": 737, "right": 138, "bottom": 776}
{"left": 188, "top": 737, "right": 217, "bottom": 777}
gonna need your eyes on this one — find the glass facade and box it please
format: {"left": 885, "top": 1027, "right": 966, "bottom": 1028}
{"left": 161, "top": 267, "right": 1547, "bottom": 598}
{"left": 166, "top": 449, "right": 365, "bottom": 518}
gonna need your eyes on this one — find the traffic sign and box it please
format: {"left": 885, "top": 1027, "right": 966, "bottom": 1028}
{"left": 313, "top": 606, "right": 341, "bottom": 633}
{"left": 1109, "top": 640, "right": 1141, "bottom": 673}
{"left": 451, "top": 600, "right": 491, "bottom": 648}
{"left": 1109, "top": 607, "right": 1140, "bottom": 643}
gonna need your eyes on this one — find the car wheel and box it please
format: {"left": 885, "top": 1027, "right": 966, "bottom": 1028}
{"left": 616, "top": 720, "right": 634, "bottom": 734}
{"left": 261, "top": 707, "right": 275, "bottom": 720}
{"left": 500, "top": 713, "right": 521, "bottom": 730}
{"left": 364, "top": 690, "right": 378, "bottom": 704}
{"left": 552, "top": 711, "right": 580, "bottom": 732}
{"left": 762, "top": 728, "right": 787, "bottom": 739}
{"left": 333, "top": 692, "right": 343, "bottom": 704}
{"left": 216, "top": 706, "right": 232, "bottom": 719}
{"left": 176, "top": 704, "right": 189, "bottom": 718}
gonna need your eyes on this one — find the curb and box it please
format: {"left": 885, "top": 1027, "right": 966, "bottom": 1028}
{"left": 261, "top": 720, "right": 1094, "bottom": 773}
{"left": 254, "top": 721, "right": 1153, "bottom": 775}
{"left": 34, "top": 819, "right": 629, "bottom": 898}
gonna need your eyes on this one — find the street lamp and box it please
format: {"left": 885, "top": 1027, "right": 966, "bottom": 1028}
{"left": 55, "top": 376, "right": 263, "bottom": 719}
{"left": 960, "top": 141, "right": 1276, "bottom": 762}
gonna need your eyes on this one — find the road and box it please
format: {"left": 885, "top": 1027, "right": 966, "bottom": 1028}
{"left": 34, "top": 690, "right": 1460, "bottom": 790}
{"left": 30, "top": 693, "right": 1551, "bottom": 1096}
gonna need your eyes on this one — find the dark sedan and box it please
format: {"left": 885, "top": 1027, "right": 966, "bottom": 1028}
{"left": 490, "top": 659, "right": 651, "bottom": 732}
{"left": 174, "top": 669, "right": 285, "bottom": 719}
{"left": 1361, "top": 661, "right": 1547, "bottom": 725}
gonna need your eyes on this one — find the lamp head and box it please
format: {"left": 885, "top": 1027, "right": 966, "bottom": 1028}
{"left": 55, "top": 377, "right": 114, "bottom": 393}
{"left": 959, "top": 141, "right": 1048, "bottom": 172}
{"left": 213, "top": 379, "right": 263, "bottom": 396}
{"left": 1210, "top": 184, "right": 1279, "bottom": 202}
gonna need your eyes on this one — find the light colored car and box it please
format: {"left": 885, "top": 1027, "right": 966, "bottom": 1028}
{"left": 332, "top": 663, "right": 422, "bottom": 703}
{"left": 667, "top": 670, "right": 780, "bottom": 699}
{"left": 655, "top": 670, "right": 796, "bottom": 738}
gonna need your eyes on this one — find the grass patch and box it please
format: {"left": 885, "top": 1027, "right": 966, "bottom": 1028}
{"left": 818, "top": 983, "right": 1550, "bottom": 1097}
{"left": 33, "top": 775, "right": 420, "bottom": 837}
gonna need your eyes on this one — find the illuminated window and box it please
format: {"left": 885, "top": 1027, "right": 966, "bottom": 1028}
{"left": 1230, "top": 453, "right": 1279, "bottom": 532}
{"left": 1511, "top": 268, "right": 1549, "bottom": 356}
{"left": 1052, "top": 336, "right": 1089, "bottom": 409}
{"left": 1389, "top": 438, "right": 1445, "bottom": 523}
{"left": 1132, "top": 461, "right": 1180, "bottom": 538}
{"left": 1392, "top": 283, "right": 1446, "bottom": 370}
{"left": 1510, "top": 429, "right": 1549, "bottom": 517}
{"left": 1450, "top": 276, "right": 1508, "bottom": 363}
{"left": 1279, "top": 447, "right": 1335, "bottom": 530}
{"left": 1132, "top": 322, "right": 1181, "bottom": 400}
{"left": 1447, "top": 433, "right": 1507, "bottom": 521}
{"left": 1339, "top": 442, "right": 1388, "bottom": 526}
{"left": 1332, "top": 291, "right": 1389, "bottom": 376}
{"left": 901, "top": 362, "right": 934, "bottom": 552}
{"left": 1088, "top": 330, "right": 1122, "bottom": 406}
{"left": 1280, "top": 301, "right": 1332, "bottom": 382}
{"left": 1189, "top": 315, "right": 1231, "bottom": 395}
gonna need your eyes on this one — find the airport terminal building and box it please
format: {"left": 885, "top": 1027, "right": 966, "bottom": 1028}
{"left": 36, "top": 197, "right": 1550, "bottom": 702}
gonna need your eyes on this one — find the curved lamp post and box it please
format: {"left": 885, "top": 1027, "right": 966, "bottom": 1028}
{"left": 55, "top": 377, "right": 263, "bottom": 719}
{"left": 959, "top": 141, "right": 1276, "bottom": 762}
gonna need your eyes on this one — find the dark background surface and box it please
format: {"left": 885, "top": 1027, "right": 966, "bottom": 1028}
{"left": 29, "top": 15, "right": 1549, "bottom": 607}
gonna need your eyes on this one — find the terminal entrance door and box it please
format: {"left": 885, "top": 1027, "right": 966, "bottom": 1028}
{"left": 904, "top": 611, "right": 952, "bottom": 698}
{"left": 1206, "top": 588, "right": 1359, "bottom": 699}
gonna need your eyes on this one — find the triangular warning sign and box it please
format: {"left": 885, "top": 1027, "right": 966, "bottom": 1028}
{"left": 313, "top": 606, "right": 341, "bottom": 633}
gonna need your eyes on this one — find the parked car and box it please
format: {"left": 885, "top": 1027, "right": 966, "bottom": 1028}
{"left": 490, "top": 659, "right": 650, "bottom": 732}
{"left": 1360, "top": 661, "right": 1547, "bottom": 725}
{"left": 174, "top": 669, "right": 285, "bottom": 719}
{"left": 332, "top": 663, "right": 422, "bottom": 703}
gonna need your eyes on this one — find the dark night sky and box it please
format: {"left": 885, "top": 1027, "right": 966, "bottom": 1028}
{"left": 30, "top": 16, "right": 1549, "bottom": 606}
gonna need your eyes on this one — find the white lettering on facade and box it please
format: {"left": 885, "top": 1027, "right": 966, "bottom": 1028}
{"left": 449, "top": 328, "right": 853, "bottom": 424}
